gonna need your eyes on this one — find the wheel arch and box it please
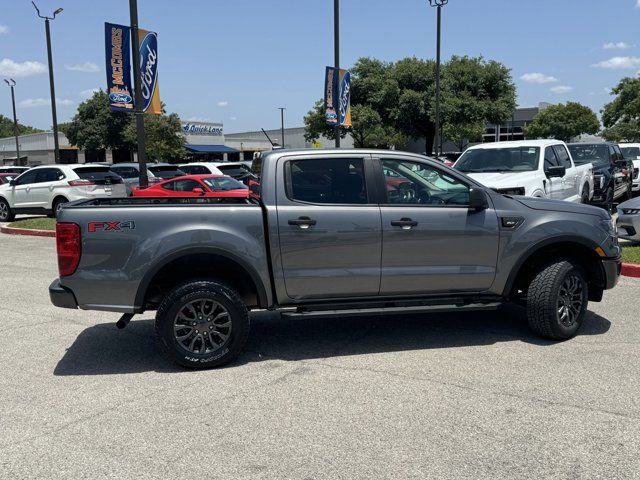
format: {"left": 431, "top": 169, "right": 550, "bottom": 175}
{"left": 504, "top": 236, "right": 606, "bottom": 300}
{"left": 135, "top": 247, "right": 269, "bottom": 312}
{"left": 51, "top": 194, "right": 69, "bottom": 211}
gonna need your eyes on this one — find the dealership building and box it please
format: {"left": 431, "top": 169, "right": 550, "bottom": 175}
{"left": 0, "top": 106, "right": 544, "bottom": 166}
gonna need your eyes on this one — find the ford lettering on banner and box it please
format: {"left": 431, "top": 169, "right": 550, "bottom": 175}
{"left": 138, "top": 29, "right": 162, "bottom": 115}
{"left": 105, "top": 22, "right": 134, "bottom": 112}
{"left": 339, "top": 70, "right": 352, "bottom": 127}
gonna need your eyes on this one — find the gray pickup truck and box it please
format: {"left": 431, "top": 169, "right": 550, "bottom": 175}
{"left": 50, "top": 149, "right": 621, "bottom": 368}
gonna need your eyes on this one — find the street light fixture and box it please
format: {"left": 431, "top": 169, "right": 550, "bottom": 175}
{"left": 428, "top": 0, "right": 448, "bottom": 157}
{"left": 32, "top": 1, "right": 63, "bottom": 164}
{"left": 4, "top": 79, "right": 21, "bottom": 166}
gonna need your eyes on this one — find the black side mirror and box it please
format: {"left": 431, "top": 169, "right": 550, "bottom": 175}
{"left": 615, "top": 159, "right": 628, "bottom": 168}
{"left": 9, "top": 179, "right": 16, "bottom": 186}
{"left": 468, "top": 188, "right": 488, "bottom": 211}
{"left": 546, "top": 165, "right": 566, "bottom": 178}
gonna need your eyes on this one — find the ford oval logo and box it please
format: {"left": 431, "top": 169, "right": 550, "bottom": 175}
{"left": 139, "top": 31, "right": 158, "bottom": 112}
{"left": 339, "top": 71, "right": 351, "bottom": 125}
{"left": 109, "top": 92, "right": 133, "bottom": 104}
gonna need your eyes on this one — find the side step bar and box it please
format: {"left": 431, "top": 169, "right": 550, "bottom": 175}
{"left": 281, "top": 302, "right": 501, "bottom": 320}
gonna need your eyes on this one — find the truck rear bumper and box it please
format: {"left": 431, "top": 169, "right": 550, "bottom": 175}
{"left": 602, "top": 257, "right": 622, "bottom": 290}
{"left": 49, "top": 279, "right": 78, "bottom": 309}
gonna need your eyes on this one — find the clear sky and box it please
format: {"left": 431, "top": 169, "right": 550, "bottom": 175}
{"left": 1, "top": 0, "right": 640, "bottom": 133}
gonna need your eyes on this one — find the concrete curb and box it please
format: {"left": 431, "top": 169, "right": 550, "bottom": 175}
{"left": 621, "top": 262, "right": 640, "bottom": 278}
{"left": 0, "top": 225, "right": 56, "bottom": 238}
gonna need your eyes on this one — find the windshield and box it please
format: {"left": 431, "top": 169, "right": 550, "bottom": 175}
{"left": 568, "top": 144, "right": 609, "bottom": 166}
{"left": 454, "top": 147, "right": 540, "bottom": 173}
{"left": 74, "top": 167, "right": 121, "bottom": 181}
{"left": 202, "top": 176, "right": 247, "bottom": 191}
{"left": 148, "top": 166, "right": 186, "bottom": 178}
{"left": 217, "top": 164, "right": 251, "bottom": 177}
{"left": 620, "top": 147, "right": 640, "bottom": 160}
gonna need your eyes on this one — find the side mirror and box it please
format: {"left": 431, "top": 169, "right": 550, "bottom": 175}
{"left": 546, "top": 165, "right": 566, "bottom": 178}
{"left": 468, "top": 188, "right": 488, "bottom": 211}
{"left": 192, "top": 187, "right": 205, "bottom": 195}
{"left": 9, "top": 179, "right": 16, "bottom": 186}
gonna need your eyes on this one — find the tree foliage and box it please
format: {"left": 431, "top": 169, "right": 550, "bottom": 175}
{"left": 0, "top": 115, "right": 42, "bottom": 138}
{"left": 123, "top": 110, "right": 185, "bottom": 162}
{"left": 602, "top": 77, "right": 640, "bottom": 142}
{"left": 524, "top": 102, "right": 600, "bottom": 142}
{"left": 443, "top": 121, "right": 485, "bottom": 152}
{"left": 304, "top": 55, "right": 516, "bottom": 154}
{"left": 65, "top": 90, "right": 133, "bottom": 151}
{"left": 65, "top": 90, "right": 184, "bottom": 161}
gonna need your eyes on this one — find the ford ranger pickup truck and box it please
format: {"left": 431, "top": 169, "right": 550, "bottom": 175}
{"left": 50, "top": 149, "right": 621, "bottom": 368}
{"left": 454, "top": 140, "right": 594, "bottom": 203}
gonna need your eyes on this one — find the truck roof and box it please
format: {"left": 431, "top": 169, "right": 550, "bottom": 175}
{"left": 466, "top": 140, "right": 565, "bottom": 150}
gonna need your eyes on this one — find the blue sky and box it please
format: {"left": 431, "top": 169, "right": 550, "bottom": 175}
{"left": 1, "top": 0, "right": 640, "bottom": 133}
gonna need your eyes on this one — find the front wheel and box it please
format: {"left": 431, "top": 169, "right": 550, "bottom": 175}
{"left": 581, "top": 183, "right": 590, "bottom": 204}
{"left": 155, "top": 281, "right": 250, "bottom": 369}
{"left": 526, "top": 260, "right": 588, "bottom": 340}
{"left": 0, "top": 198, "right": 14, "bottom": 222}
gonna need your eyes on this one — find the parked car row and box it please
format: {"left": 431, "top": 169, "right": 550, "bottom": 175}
{"left": 452, "top": 139, "right": 636, "bottom": 211}
{"left": 0, "top": 161, "right": 255, "bottom": 222}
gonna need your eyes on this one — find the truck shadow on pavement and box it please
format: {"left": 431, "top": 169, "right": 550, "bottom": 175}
{"left": 54, "top": 305, "right": 611, "bottom": 376}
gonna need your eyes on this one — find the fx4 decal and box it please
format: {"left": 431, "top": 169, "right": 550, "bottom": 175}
{"left": 88, "top": 221, "right": 136, "bottom": 233}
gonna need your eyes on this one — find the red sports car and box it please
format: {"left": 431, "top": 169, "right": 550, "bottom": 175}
{"left": 0, "top": 173, "right": 17, "bottom": 185}
{"left": 132, "top": 174, "right": 250, "bottom": 199}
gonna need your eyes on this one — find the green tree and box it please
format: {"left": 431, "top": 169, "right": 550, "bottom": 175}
{"left": 602, "top": 77, "right": 640, "bottom": 142}
{"left": 303, "top": 100, "right": 404, "bottom": 148}
{"left": 443, "top": 121, "right": 485, "bottom": 152}
{"left": 304, "top": 55, "right": 516, "bottom": 154}
{"left": 524, "top": 102, "right": 600, "bottom": 142}
{"left": 0, "top": 115, "right": 43, "bottom": 138}
{"left": 124, "top": 108, "right": 185, "bottom": 162}
{"left": 65, "top": 90, "right": 132, "bottom": 151}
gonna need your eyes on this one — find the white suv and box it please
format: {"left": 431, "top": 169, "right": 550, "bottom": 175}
{"left": 619, "top": 143, "right": 640, "bottom": 192}
{"left": 0, "top": 164, "right": 127, "bottom": 222}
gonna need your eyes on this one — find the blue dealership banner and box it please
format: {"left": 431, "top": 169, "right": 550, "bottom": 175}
{"left": 324, "top": 66, "right": 352, "bottom": 127}
{"left": 105, "top": 22, "right": 134, "bottom": 112}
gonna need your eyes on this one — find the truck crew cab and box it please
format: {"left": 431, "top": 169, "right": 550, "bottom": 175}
{"left": 50, "top": 149, "right": 621, "bottom": 368}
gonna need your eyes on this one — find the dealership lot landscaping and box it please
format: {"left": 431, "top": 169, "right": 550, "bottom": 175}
{"left": 1, "top": 233, "right": 639, "bottom": 479}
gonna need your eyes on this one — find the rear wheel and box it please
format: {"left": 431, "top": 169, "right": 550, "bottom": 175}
{"left": 526, "top": 260, "right": 588, "bottom": 340}
{"left": 0, "top": 198, "right": 14, "bottom": 222}
{"left": 155, "top": 280, "right": 250, "bottom": 369}
{"left": 52, "top": 197, "right": 68, "bottom": 218}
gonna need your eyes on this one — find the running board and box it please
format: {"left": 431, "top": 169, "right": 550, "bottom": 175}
{"left": 281, "top": 302, "right": 501, "bottom": 320}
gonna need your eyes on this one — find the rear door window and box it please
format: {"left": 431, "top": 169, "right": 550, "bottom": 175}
{"left": 36, "top": 168, "right": 65, "bottom": 183}
{"left": 286, "top": 158, "right": 367, "bottom": 204}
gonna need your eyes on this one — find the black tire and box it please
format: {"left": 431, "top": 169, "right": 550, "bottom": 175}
{"left": 0, "top": 198, "right": 14, "bottom": 222}
{"left": 52, "top": 197, "right": 68, "bottom": 218}
{"left": 155, "top": 281, "right": 250, "bottom": 369}
{"left": 581, "top": 183, "right": 590, "bottom": 204}
{"left": 526, "top": 260, "right": 588, "bottom": 340}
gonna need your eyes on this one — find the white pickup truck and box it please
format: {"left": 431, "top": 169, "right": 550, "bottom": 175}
{"left": 454, "top": 140, "right": 594, "bottom": 203}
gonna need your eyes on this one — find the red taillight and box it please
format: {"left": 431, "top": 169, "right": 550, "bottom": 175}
{"left": 68, "top": 179, "right": 95, "bottom": 186}
{"left": 56, "top": 223, "right": 81, "bottom": 276}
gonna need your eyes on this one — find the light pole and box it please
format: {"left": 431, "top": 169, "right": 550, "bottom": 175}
{"left": 4, "top": 79, "right": 21, "bottom": 166}
{"left": 32, "top": 2, "right": 63, "bottom": 164}
{"left": 428, "top": 0, "right": 447, "bottom": 157}
{"left": 129, "top": 0, "right": 149, "bottom": 187}
{"left": 278, "top": 107, "right": 286, "bottom": 148}
{"left": 334, "top": 0, "right": 340, "bottom": 148}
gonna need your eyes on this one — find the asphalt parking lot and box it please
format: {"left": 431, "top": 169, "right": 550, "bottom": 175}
{"left": 0, "top": 233, "right": 639, "bottom": 479}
